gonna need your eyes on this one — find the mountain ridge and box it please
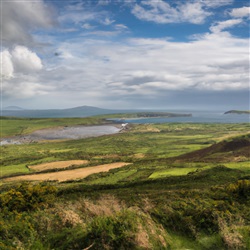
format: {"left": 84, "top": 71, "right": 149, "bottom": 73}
{"left": 1, "top": 105, "right": 121, "bottom": 118}
{"left": 3, "top": 106, "right": 25, "bottom": 110}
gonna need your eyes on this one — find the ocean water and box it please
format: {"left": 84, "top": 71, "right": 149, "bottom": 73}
{"left": 110, "top": 111, "right": 250, "bottom": 124}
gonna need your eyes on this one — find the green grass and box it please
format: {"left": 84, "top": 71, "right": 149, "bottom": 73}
{"left": 149, "top": 166, "right": 210, "bottom": 179}
{"left": 87, "top": 169, "right": 138, "bottom": 185}
{"left": 1, "top": 121, "right": 249, "bottom": 180}
{"left": 0, "top": 164, "right": 30, "bottom": 177}
{"left": 0, "top": 117, "right": 249, "bottom": 249}
{"left": 166, "top": 232, "right": 223, "bottom": 250}
{"left": 0, "top": 116, "right": 106, "bottom": 137}
{"left": 224, "top": 161, "right": 250, "bottom": 173}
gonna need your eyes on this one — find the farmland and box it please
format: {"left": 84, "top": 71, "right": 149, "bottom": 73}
{"left": 0, "top": 117, "right": 250, "bottom": 249}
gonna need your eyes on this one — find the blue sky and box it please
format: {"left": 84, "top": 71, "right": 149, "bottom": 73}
{"left": 1, "top": 0, "right": 249, "bottom": 110}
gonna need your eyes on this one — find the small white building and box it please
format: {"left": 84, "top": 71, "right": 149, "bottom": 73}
{"left": 121, "top": 123, "right": 128, "bottom": 129}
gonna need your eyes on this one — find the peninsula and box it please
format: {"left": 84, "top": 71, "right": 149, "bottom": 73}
{"left": 224, "top": 110, "right": 250, "bottom": 115}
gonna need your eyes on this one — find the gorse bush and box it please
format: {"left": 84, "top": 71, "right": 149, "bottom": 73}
{"left": 0, "top": 211, "right": 46, "bottom": 250}
{"left": 227, "top": 180, "right": 250, "bottom": 198}
{"left": 0, "top": 182, "right": 57, "bottom": 212}
{"left": 48, "top": 210, "right": 138, "bottom": 250}
{"left": 85, "top": 211, "right": 138, "bottom": 249}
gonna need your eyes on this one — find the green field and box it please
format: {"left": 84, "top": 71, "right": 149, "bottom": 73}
{"left": 0, "top": 116, "right": 106, "bottom": 137}
{"left": 0, "top": 117, "right": 250, "bottom": 249}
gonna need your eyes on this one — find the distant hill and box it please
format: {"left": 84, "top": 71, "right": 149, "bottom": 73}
{"left": 0, "top": 105, "right": 134, "bottom": 118}
{"left": 1, "top": 105, "right": 112, "bottom": 118}
{"left": 0, "top": 105, "right": 193, "bottom": 118}
{"left": 3, "top": 106, "right": 25, "bottom": 110}
{"left": 224, "top": 110, "right": 250, "bottom": 115}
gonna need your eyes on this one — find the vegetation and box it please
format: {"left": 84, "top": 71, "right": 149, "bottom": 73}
{"left": 0, "top": 117, "right": 249, "bottom": 249}
{"left": 0, "top": 116, "right": 106, "bottom": 137}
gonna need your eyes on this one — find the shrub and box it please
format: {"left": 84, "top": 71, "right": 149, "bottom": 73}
{"left": 227, "top": 180, "right": 250, "bottom": 198}
{"left": 85, "top": 211, "right": 138, "bottom": 249}
{"left": 151, "top": 208, "right": 197, "bottom": 238}
{"left": 0, "top": 211, "right": 46, "bottom": 250}
{"left": 0, "top": 182, "right": 57, "bottom": 212}
{"left": 48, "top": 210, "right": 138, "bottom": 250}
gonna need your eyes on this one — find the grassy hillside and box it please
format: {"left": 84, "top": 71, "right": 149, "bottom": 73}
{"left": 0, "top": 119, "right": 249, "bottom": 249}
{"left": 172, "top": 134, "right": 250, "bottom": 163}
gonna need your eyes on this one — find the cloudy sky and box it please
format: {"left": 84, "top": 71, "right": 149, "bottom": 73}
{"left": 1, "top": 0, "right": 249, "bottom": 110}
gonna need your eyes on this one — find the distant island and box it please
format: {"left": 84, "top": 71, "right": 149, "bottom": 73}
{"left": 224, "top": 110, "right": 250, "bottom": 115}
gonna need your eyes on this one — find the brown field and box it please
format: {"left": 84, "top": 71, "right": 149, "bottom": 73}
{"left": 5, "top": 162, "right": 131, "bottom": 182}
{"left": 29, "top": 160, "right": 89, "bottom": 172}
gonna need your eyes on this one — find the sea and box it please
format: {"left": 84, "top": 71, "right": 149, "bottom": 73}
{"left": 109, "top": 110, "right": 250, "bottom": 124}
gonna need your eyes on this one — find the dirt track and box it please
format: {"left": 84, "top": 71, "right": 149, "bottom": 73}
{"left": 5, "top": 162, "right": 131, "bottom": 182}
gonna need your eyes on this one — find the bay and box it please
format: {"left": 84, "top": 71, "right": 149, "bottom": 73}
{"left": 109, "top": 110, "right": 250, "bottom": 124}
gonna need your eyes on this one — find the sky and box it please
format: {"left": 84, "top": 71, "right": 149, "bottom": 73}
{"left": 0, "top": 0, "right": 249, "bottom": 110}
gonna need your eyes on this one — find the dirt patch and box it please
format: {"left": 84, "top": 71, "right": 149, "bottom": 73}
{"left": 93, "top": 154, "right": 120, "bottom": 159}
{"left": 82, "top": 195, "right": 126, "bottom": 217}
{"left": 133, "top": 153, "right": 145, "bottom": 159}
{"left": 29, "top": 160, "right": 89, "bottom": 172}
{"left": 5, "top": 162, "right": 131, "bottom": 182}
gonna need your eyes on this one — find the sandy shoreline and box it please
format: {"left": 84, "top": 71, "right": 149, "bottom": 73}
{"left": 0, "top": 125, "right": 122, "bottom": 145}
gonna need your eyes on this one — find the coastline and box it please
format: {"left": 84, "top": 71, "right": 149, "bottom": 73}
{"left": 0, "top": 124, "right": 122, "bottom": 145}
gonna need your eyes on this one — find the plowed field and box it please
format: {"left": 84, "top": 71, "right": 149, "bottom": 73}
{"left": 5, "top": 162, "right": 131, "bottom": 182}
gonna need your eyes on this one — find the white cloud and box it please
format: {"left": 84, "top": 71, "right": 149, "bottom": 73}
{"left": 230, "top": 6, "right": 250, "bottom": 18}
{"left": 1, "top": 46, "right": 45, "bottom": 98}
{"left": 0, "top": 0, "right": 54, "bottom": 46}
{"left": 1, "top": 46, "right": 43, "bottom": 80}
{"left": 0, "top": 50, "right": 14, "bottom": 79}
{"left": 82, "top": 23, "right": 95, "bottom": 29}
{"left": 81, "top": 30, "right": 121, "bottom": 37}
{"left": 131, "top": 1, "right": 178, "bottom": 24}
{"left": 179, "top": 1, "right": 210, "bottom": 24}
{"left": 210, "top": 19, "right": 243, "bottom": 33}
{"left": 2, "top": 0, "right": 248, "bottom": 108}
{"left": 2, "top": 80, "right": 54, "bottom": 99}
{"left": 115, "top": 24, "right": 129, "bottom": 30}
{"left": 65, "top": 2, "right": 85, "bottom": 11}
{"left": 102, "top": 17, "right": 115, "bottom": 25}
{"left": 11, "top": 46, "right": 43, "bottom": 73}
{"left": 30, "top": 31, "right": 248, "bottom": 106}
{"left": 3, "top": 29, "right": 248, "bottom": 103}
{"left": 130, "top": 0, "right": 240, "bottom": 25}
{"left": 131, "top": 0, "right": 211, "bottom": 24}
{"left": 58, "top": 6, "right": 113, "bottom": 29}
{"left": 199, "top": 0, "right": 234, "bottom": 8}
{"left": 0, "top": 0, "right": 54, "bottom": 101}
{"left": 98, "top": 0, "right": 112, "bottom": 5}
{"left": 59, "top": 12, "right": 99, "bottom": 24}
